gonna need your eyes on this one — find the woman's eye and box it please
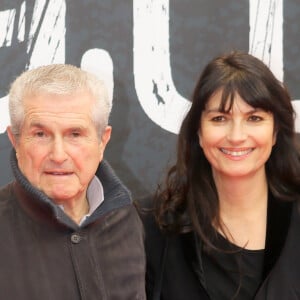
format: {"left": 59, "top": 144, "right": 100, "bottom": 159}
{"left": 248, "top": 115, "right": 262, "bottom": 122}
{"left": 212, "top": 115, "right": 226, "bottom": 122}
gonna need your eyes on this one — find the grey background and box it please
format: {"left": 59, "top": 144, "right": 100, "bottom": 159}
{"left": 0, "top": 0, "right": 299, "bottom": 198}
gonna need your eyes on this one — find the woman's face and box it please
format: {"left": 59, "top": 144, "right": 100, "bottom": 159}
{"left": 198, "top": 90, "right": 276, "bottom": 180}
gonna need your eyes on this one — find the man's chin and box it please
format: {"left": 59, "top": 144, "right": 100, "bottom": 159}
{"left": 43, "top": 190, "right": 75, "bottom": 204}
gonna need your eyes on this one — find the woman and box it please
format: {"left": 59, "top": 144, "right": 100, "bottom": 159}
{"left": 140, "top": 51, "right": 300, "bottom": 300}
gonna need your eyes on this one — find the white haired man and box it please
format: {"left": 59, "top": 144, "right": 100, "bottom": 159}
{"left": 0, "top": 64, "right": 145, "bottom": 299}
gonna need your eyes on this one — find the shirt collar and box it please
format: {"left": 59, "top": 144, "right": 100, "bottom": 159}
{"left": 86, "top": 175, "right": 104, "bottom": 215}
{"left": 59, "top": 176, "right": 104, "bottom": 226}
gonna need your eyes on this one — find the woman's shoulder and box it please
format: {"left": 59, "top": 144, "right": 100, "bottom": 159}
{"left": 135, "top": 194, "right": 168, "bottom": 252}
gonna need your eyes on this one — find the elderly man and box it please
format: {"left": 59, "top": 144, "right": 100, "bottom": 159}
{"left": 0, "top": 64, "right": 145, "bottom": 299}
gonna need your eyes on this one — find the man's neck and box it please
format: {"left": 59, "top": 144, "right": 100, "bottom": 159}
{"left": 61, "top": 197, "right": 90, "bottom": 224}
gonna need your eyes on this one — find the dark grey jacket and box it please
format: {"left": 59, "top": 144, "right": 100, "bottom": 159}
{"left": 140, "top": 195, "right": 300, "bottom": 300}
{"left": 0, "top": 151, "right": 146, "bottom": 300}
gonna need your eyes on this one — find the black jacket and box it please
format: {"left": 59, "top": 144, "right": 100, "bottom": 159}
{"left": 0, "top": 151, "right": 146, "bottom": 299}
{"left": 140, "top": 195, "right": 300, "bottom": 300}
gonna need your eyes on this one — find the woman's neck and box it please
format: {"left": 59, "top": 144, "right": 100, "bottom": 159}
{"left": 213, "top": 170, "right": 268, "bottom": 250}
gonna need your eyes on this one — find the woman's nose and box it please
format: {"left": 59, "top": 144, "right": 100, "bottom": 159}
{"left": 226, "top": 121, "right": 247, "bottom": 143}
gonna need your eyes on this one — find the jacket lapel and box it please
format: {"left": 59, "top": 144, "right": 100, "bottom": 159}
{"left": 263, "top": 194, "right": 293, "bottom": 278}
{"left": 181, "top": 231, "right": 207, "bottom": 288}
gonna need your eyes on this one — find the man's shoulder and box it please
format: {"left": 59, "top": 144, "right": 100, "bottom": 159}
{"left": 0, "top": 182, "right": 17, "bottom": 221}
{"left": 102, "top": 200, "right": 144, "bottom": 232}
{"left": 0, "top": 181, "right": 15, "bottom": 203}
{"left": 135, "top": 194, "right": 155, "bottom": 213}
{"left": 135, "top": 194, "right": 156, "bottom": 224}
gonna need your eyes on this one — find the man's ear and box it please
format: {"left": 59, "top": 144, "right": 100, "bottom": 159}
{"left": 98, "top": 126, "right": 112, "bottom": 162}
{"left": 7, "top": 126, "right": 17, "bottom": 149}
{"left": 101, "top": 126, "right": 112, "bottom": 148}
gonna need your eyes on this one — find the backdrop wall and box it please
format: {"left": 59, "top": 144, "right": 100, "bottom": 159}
{"left": 0, "top": 0, "right": 299, "bottom": 198}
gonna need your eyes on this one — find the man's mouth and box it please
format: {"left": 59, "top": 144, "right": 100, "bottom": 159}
{"left": 45, "top": 171, "right": 73, "bottom": 175}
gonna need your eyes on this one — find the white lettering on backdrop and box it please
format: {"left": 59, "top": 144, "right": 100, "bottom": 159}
{"left": 133, "top": 0, "right": 300, "bottom": 133}
{"left": 0, "top": 0, "right": 299, "bottom": 134}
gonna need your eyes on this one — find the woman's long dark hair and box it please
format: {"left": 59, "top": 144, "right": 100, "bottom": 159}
{"left": 155, "top": 51, "right": 300, "bottom": 248}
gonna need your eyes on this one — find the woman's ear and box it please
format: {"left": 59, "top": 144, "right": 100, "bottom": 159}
{"left": 272, "top": 130, "right": 277, "bottom": 146}
{"left": 198, "top": 129, "right": 203, "bottom": 148}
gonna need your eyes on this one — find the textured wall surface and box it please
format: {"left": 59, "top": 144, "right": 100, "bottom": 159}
{"left": 0, "top": 0, "right": 299, "bottom": 198}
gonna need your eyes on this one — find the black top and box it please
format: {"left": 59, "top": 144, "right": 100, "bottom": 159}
{"left": 202, "top": 233, "right": 264, "bottom": 300}
{"left": 139, "top": 192, "right": 297, "bottom": 300}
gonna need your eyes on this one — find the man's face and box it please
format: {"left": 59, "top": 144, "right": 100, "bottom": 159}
{"left": 8, "top": 91, "right": 111, "bottom": 205}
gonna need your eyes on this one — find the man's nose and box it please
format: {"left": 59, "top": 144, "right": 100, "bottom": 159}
{"left": 49, "top": 137, "right": 68, "bottom": 163}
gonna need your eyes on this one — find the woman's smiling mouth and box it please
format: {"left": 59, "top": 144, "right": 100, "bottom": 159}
{"left": 220, "top": 148, "right": 254, "bottom": 157}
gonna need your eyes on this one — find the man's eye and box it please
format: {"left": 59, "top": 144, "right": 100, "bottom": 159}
{"left": 35, "top": 131, "right": 45, "bottom": 137}
{"left": 71, "top": 132, "right": 80, "bottom": 137}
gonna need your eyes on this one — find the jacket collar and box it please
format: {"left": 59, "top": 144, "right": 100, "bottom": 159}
{"left": 181, "top": 193, "right": 293, "bottom": 288}
{"left": 181, "top": 231, "right": 207, "bottom": 287}
{"left": 10, "top": 149, "right": 132, "bottom": 230}
{"left": 263, "top": 193, "right": 293, "bottom": 278}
